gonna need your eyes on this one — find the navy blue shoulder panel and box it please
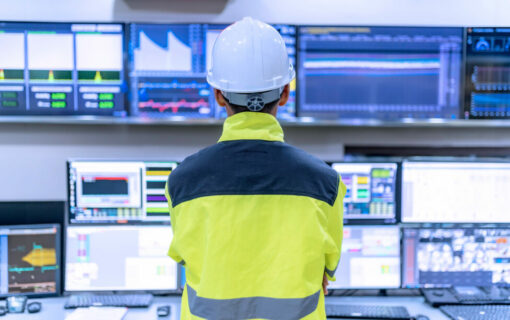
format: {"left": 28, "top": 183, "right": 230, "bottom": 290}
{"left": 168, "top": 140, "right": 339, "bottom": 207}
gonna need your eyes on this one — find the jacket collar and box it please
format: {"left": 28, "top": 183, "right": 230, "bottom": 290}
{"left": 218, "top": 112, "right": 284, "bottom": 143}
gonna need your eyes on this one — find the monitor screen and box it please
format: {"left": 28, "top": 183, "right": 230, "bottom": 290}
{"left": 402, "top": 161, "right": 510, "bottom": 223}
{"left": 65, "top": 225, "right": 178, "bottom": 292}
{"left": 0, "top": 224, "right": 60, "bottom": 297}
{"left": 0, "top": 22, "right": 126, "bottom": 116}
{"left": 129, "top": 23, "right": 297, "bottom": 120}
{"left": 297, "top": 26, "right": 463, "bottom": 120}
{"left": 402, "top": 227, "right": 510, "bottom": 288}
{"left": 465, "top": 28, "right": 510, "bottom": 119}
{"left": 332, "top": 162, "right": 398, "bottom": 224}
{"left": 68, "top": 160, "right": 177, "bottom": 224}
{"left": 328, "top": 225, "right": 401, "bottom": 289}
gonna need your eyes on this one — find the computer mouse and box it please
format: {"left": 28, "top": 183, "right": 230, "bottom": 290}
{"left": 0, "top": 306, "right": 6, "bottom": 316}
{"left": 414, "top": 315, "right": 429, "bottom": 320}
{"left": 157, "top": 305, "right": 171, "bottom": 317}
{"left": 27, "top": 302, "right": 42, "bottom": 313}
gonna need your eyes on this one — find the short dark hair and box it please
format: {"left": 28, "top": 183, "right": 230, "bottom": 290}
{"left": 222, "top": 94, "right": 280, "bottom": 115}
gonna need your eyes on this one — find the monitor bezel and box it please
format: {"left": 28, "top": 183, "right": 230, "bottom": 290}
{"left": 0, "top": 223, "right": 61, "bottom": 298}
{"left": 400, "top": 157, "right": 510, "bottom": 223}
{"left": 329, "top": 160, "right": 401, "bottom": 225}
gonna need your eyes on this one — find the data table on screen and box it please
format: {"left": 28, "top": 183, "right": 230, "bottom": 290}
{"left": 298, "top": 26, "right": 463, "bottom": 120}
{"left": 0, "top": 22, "right": 126, "bottom": 116}
{"left": 402, "top": 161, "right": 510, "bottom": 223}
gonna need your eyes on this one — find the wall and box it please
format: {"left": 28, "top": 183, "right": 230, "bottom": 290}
{"left": 0, "top": 0, "right": 508, "bottom": 201}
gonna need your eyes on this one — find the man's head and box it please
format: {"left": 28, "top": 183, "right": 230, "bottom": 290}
{"left": 206, "top": 17, "right": 295, "bottom": 117}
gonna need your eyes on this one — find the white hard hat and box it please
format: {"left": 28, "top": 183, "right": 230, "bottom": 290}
{"left": 207, "top": 17, "right": 296, "bottom": 94}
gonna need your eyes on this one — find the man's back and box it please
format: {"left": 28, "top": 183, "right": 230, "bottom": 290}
{"left": 166, "top": 112, "right": 345, "bottom": 320}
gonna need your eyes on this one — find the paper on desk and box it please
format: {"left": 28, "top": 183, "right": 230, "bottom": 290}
{"left": 65, "top": 307, "right": 128, "bottom": 320}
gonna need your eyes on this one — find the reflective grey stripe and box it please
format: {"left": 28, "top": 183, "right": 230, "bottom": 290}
{"left": 325, "top": 264, "right": 339, "bottom": 278}
{"left": 187, "top": 284, "right": 320, "bottom": 320}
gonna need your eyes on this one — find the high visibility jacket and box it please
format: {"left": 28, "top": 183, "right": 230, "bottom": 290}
{"left": 166, "top": 112, "right": 345, "bottom": 320}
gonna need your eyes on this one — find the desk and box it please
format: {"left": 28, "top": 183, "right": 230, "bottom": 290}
{"left": 1, "top": 296, "right": 448, "bottom": 319}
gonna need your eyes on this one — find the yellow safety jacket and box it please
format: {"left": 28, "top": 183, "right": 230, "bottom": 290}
{"left": 166, "top": 112, "right": 345, "bottom": 320}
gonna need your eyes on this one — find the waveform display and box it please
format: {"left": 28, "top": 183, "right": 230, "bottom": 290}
{"left": 8, "top": 233, "right": 58, "bottom": 294}
{"left": 139, "top": 99, "right": 208, "bottom": 113}
{"left": 133, "top": 26, "right": 195, "bottom": 73}
{"left": 29, "top": 70, "right": 72, "bottom": 81}
{"left": 78, "top": 71, "right": 121, "bottom": 82}
{"left": 304, "top": 56, "right": 441, "bottom": 72}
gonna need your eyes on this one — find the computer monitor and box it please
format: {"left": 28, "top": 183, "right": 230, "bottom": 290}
{"left": 401, "top": 160, "right": 510, "bottom": 223}
{"left": 328, "top": 225, "right": 401, "bottom": 289}
{"left": 402, "top": 226, "right": 510, "bottom": 288}
{"left": 65, "top": 225, "right": 178, "bottom": 292}
{"left": 332, "top": 162, "right": 398, "bottom": 224}
{"left": 0, "top": 224, "right": 60, "bottom": 297}
{"left": 128, "top": 23, "right": 297, "bottom": 120}
{"left": 465, "top": 28, "right": 510, "bottom": 119}
{"left": 68, "top": 160, "right": 177, "bottom": 224}
{"left": 297, "top": 26, "right": 463, "bottom": 120}
{"left": 0, "top": 22, "right": 126, "bottom": 116}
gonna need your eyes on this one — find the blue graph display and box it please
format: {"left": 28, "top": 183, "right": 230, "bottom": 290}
{"left": 297, "top": 26, "right": 463, "bottom": 120}
{"left": 465, "top": 28, "right": 510, "bottom": 119}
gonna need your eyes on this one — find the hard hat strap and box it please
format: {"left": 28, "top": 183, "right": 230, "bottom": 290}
{"left": 222, "top": 88, "right": 284, "bottom": 112}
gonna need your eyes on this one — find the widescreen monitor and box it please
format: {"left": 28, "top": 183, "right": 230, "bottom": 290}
{"left": 465, "top": 27, "right": 510, "bottom": 119}
{"left": 0, "top": 224, "right": 60, "bottom": 297}
{"left": 128, "top": 23, "right": 297, "bottom": 120}
{"left": 65, "top": 225, "right": 178, "bottom": 292}
{"left": 328, "top": 225, "right": 401, "bottom": 289}
{"left": 0, "top": 22, "right": 126, "bottom": 116}
{"left": 402, "top": 226, "right": 510, "bottom": 288}
{"left": 297, "top": 26, "right": 463, "bottom": 120}
{"left": 68, "top": 160, "right": 177, "bottom": 224}
{"left": 402, "top": 160, "right": 510, "bottom": 223}
{"left": 332, "top": 162, "right": 398, "bottom": 224}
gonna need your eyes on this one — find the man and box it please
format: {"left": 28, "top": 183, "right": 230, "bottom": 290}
{"left": 166, "top": 17, "right": 345, "bottom": 320}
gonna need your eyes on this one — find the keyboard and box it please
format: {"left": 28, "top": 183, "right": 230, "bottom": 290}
{"left": 325, "top": 304, "right": 411, "bottom": 319}
{"left": 440, "top": 305, "right": 510, "bottom": 320}
{"left": 64, "top": 293, "right": 153, "bottom": 308}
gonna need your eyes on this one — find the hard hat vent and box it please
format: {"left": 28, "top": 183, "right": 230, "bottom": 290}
{"left": 246, "top": 95, "right": 265, "bottom": 112}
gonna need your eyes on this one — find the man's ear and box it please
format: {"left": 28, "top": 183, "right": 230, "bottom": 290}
{"left": 278, "top": 84, "right": 290, "bottom": 106}
{"left": 214, "top": 89, "right": 227, "bottom": 107}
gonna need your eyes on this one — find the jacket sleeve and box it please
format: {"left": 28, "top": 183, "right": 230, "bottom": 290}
{"left": 165, "top": 182, "right": 185, "bottom": 266}
{"left": 324, "top": 176, "right": 346, "bottom": 281}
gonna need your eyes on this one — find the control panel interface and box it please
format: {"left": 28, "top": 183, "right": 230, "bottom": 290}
{"left": 129, "top": 23, "right": 296, "bottom": 120}
{"left": 329, "top": 225, "right": 401, "bottom": 289}
{"left": 0, "top": 225, "right": 60, "bottom": 296}
{"left": 465, "top": 28, "right": 510, "bottom": 119}
{"left": 68, "top": 160, "right": 177, "bottom": 224}
{"left": 403, "top": 227, "right": 510, "bottom": 288}
{"left": 65, "top": 225, "right": 178, "bottom": 292}
{"left": 332, "top": 162, "right": 397, "bottom": 223}
{"left": 298, "top": 26, "right": 463, "bottom": 120}
{"left": 402, "top": 161, "right": 510, "bottom": 223}
{"left": 0, "top": 22, "right": 126, "bottom": 116}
